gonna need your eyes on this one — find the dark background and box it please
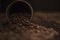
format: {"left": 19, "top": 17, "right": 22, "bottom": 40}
{"left": 1, "top": 0, "right": 60, "bottom": 13}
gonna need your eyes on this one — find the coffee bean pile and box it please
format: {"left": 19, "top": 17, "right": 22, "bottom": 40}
{"left": 0, "top": 13, "right": 59, "bottom": 40}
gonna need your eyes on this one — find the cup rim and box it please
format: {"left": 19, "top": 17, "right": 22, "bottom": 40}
{"left": 5, "top": 0, "right": 33, "bottom": 24}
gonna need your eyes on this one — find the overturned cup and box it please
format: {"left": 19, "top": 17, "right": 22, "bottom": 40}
{"left": 6, "top": 0, "right": 33, "bottom": 23}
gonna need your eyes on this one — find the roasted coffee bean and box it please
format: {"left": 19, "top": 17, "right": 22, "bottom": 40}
{"left": 0, "top": 13, "right": 59, "bottom": 40}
